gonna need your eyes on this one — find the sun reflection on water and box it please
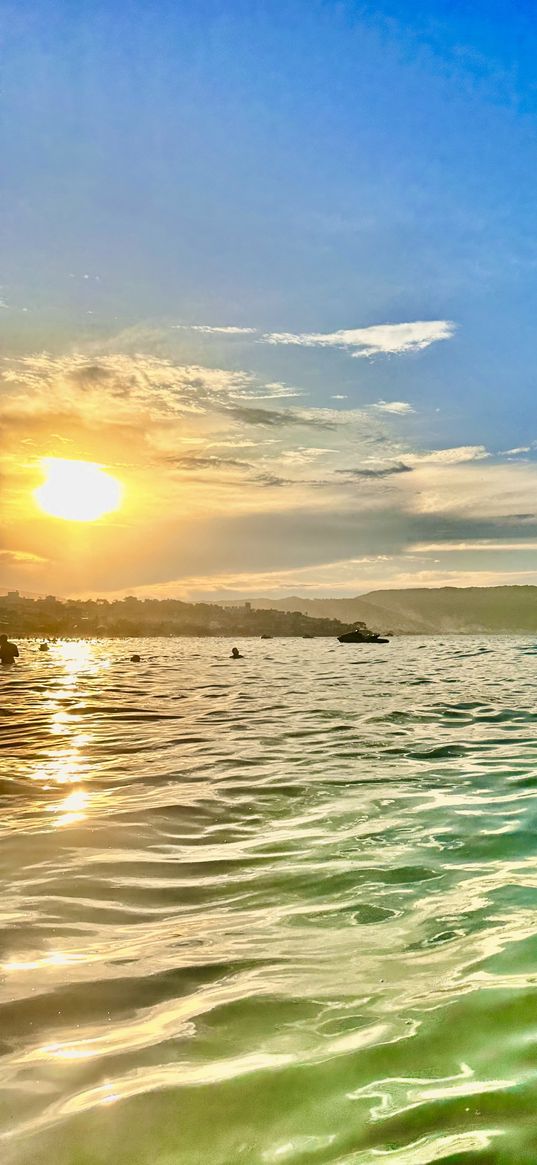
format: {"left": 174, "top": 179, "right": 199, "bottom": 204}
{"left": 30, "top": 746, "right": 86, "bottom": 786}
{"left": 52, "top": 787, "right": 89, "bottom": 827}
{"left": 56, "top": 639, "right": 95, "bottom": 676}
{"left": 2, "top": 951, "right": 84, "bottom": 974}
{"left": 27, "top": 639, "right": 106, "bottom": 801}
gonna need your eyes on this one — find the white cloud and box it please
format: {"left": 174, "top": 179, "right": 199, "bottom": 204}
{"left": 407, "top": 461, "right": 537, "bottom": 519}
{"left": 10, "top": 340, "right": 537, "bottom": 597}
{"left": 373, "top": 400, "right": 415, "bottom": 415}
{"left": 408, "top": 445, "right": 489, "bottom": 464}
{"left": 1, "top": 353, "right": 256, "bottom": 421}
{"left": 173, "top": 324, "right": 257, "bottom": 335}
{"left": 262, "top": 320, "right": 455, "bottom": 358}
{"left": 239, "top": 381, "right": 303, "bottom": 400}
{"left": 410, "top": 540, "right": 537, "bottom": 553}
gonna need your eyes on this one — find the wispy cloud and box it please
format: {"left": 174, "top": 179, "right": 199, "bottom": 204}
{"left": 410, "top": 540, "right": 537, "bottom": 553}
{"left": 170, "top": 455, "right": 252, "bottom": 472}
{"left": 224, "top": 404, "right": 333, "bottom": 429}
{"left": 262, "top": 320, "right": 455, "bottom": 358}
{"left": 173, "top": 324, "right": 257, "bottom": 335}
{"left": 407, "top": 445, "right": 489, "bottom": 464}
{"left": 254, "top": 382, "right": 303, "bottom": 399}
{"left": 373, "top": 400, "right": 415, "bottom": 415}
{"left": 0, "top": 549, "right": 48, "bottom": 565}
{"left": 336, "top": 462, "right": 413, "bottom": 479}
{"left": 7, "top": 341, "right": 537, "bottom": 597}
{"left": 0, "top": 353, "right": 304, "bottom": 424}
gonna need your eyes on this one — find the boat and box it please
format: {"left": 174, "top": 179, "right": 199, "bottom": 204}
{"left": 338, "top": 628, "right": 389, "bottom": 644}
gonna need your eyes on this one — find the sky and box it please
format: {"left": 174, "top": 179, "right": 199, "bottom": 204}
{"left": 2, "top": 0, "right": 537, "bottom": 599}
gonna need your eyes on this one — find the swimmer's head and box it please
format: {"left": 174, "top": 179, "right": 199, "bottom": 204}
{"left": 231, "top": 647, "right": 241, "bottom": 658}
{"left": 0, "top": 634, "right": 7, "bottom": 643}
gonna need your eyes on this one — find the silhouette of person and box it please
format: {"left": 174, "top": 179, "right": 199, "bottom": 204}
{"left": 0, "top": 634, "right": 19, "bottom": 665}
{"left": 39, "top": 642, "right": 49, "bottom": 652}
{"left": 230, "top": 647, "right": 243, "bottom": 658}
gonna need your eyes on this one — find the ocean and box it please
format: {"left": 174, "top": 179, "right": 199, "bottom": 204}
{"left": 2, "top": 635, "right": 537, "bottom": 1164}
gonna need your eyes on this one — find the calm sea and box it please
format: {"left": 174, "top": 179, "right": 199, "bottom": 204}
{"left": 2, "top": 636, "right": 537, "bottom": 1164}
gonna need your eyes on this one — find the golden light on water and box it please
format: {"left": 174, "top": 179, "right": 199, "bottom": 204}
{"left": 34, "top": 457, "right": 122, "bottom": 521}
{"left": 53, "top": 788, "right": 89, "bottom": 828}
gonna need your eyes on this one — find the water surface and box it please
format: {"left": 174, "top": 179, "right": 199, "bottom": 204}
{"left": 2, "top": 636, "right": 537, "bottom": 1164}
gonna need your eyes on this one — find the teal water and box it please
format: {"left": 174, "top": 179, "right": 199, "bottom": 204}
{"left": 2, "top": 636, "right": 537, "bottom": 1164}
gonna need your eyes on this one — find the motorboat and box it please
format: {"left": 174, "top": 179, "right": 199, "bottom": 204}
{"left": 338, "top": 628, "right": 389, "bottom": 644}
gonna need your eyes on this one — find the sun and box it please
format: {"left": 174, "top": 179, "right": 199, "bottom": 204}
{"left": 34, "top": 458, "right": 123, "bottom": 522}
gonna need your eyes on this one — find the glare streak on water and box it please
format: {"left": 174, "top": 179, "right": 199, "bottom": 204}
{"left": 2, "top": 638, "right": 537, "bottom": 1164}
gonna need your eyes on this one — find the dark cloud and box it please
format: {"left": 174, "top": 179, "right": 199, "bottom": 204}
{"left": 408, "top": 513, "right": 537, "bottom": 542}
{"left": 252, "top": 472, "right": 289, "bottom": 487}
{"left": 68, "top": 365, "right": 112, "bottom": 388}
{"left": 8, "top": 504, "right": 537, "bottom": 595}
{"left": 336, "top": 462, "right": 413, "bottom": 479}
{"left": 225, "top": 405, "right": 334, "bottom": 428}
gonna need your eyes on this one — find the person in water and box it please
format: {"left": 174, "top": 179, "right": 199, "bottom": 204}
{"left": 0, "top": 634, "right": 19, "bottom": 665}
{"left": 131, "top": 653, "right": 141, "bottom": 662}
{"left": 230, "top": 647, "right": 243, "bottom": 659}
{"left": 39, "top": 642, "right": 49, "bottom": 652}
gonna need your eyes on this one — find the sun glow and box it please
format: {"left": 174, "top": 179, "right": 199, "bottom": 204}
{"left": 34, "top": 458, "right": 122, "bottom": 521}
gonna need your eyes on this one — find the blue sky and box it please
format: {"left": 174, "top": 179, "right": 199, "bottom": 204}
{"left": 2, "top": 1, "right": 537, "bottom": 597}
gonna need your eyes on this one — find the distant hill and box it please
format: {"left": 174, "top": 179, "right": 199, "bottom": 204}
{"left": 0, "top": 592, "right": 352, "bottom": 638}
{"left": 224, "top": 587, "right": 537, "bottom": 634}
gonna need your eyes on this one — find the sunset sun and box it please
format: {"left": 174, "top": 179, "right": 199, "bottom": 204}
{"left": 34, "top": 458, "right": 122, "bottom": 522}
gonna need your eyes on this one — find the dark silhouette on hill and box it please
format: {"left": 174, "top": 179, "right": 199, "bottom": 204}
{"left": 0, "top": 592, "right": 359, "bottom": 639}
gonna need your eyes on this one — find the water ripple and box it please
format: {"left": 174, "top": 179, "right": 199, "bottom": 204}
{"left": 1, "top": 636, "right": 537, "bottom": 1163}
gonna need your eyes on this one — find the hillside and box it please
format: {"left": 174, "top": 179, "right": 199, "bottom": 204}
{"left": 0, "top": 592, "right": 351, "bottom": 639}
{"left": 225, "top": 587, "right": 537, "bottom": 634}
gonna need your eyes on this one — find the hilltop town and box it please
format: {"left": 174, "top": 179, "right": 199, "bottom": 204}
{"left": 0, "top": 591, "right": 354, "bottom": 639}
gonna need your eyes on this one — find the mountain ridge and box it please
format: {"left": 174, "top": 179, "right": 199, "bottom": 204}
{"left": 224, "top": 586, "right": 537, "bottom": 634}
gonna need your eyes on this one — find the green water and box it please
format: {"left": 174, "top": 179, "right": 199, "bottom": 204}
{"left": 2, "top": 636, "right": 537, "bottom": 1163}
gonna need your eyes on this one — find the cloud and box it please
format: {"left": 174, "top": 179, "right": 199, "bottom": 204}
{"left": 280, "top": 447, "right": 335, "bottom": 465}
{"left": 407, "top": 445, "right": 489, "bottom": 464}
{"left": 1, "top": 353, "right": 254, "bottom": 421}
{"left": 252, "top": 472, "right": 289, "bottom": 488}
{"left": 171, "top": 455, "right": 252, "bottom": 472}
{"left": 224, "top": 405, "right": 334, "bottom": 428}
{"left": 336, "top": 462, "right": 413, "bottom": 479}
{"left": 173, "top": 324, "right": 257, "bottom": 335}
{"left": 0, "top": 353, "right": 305, "bottom": 427}
{"left": 0, "top": 549, "right": 48, "bottom": 565}
{"left": 406, "top": 461, "right": 537, "bottom": 522}
{"left": 262, "top": 320, "right": 455, "bottom": 358}
{"left": 8, "top": 341, "right": 537, "bottom": 597}
{"left": 252, "top": 382, "right": 303, "bottom": 400}
{"left": 373, "top": 400, "right": 416, "bottom": 415}
{"left": 410, "top": 540, "right": 537, "bottom": 553}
